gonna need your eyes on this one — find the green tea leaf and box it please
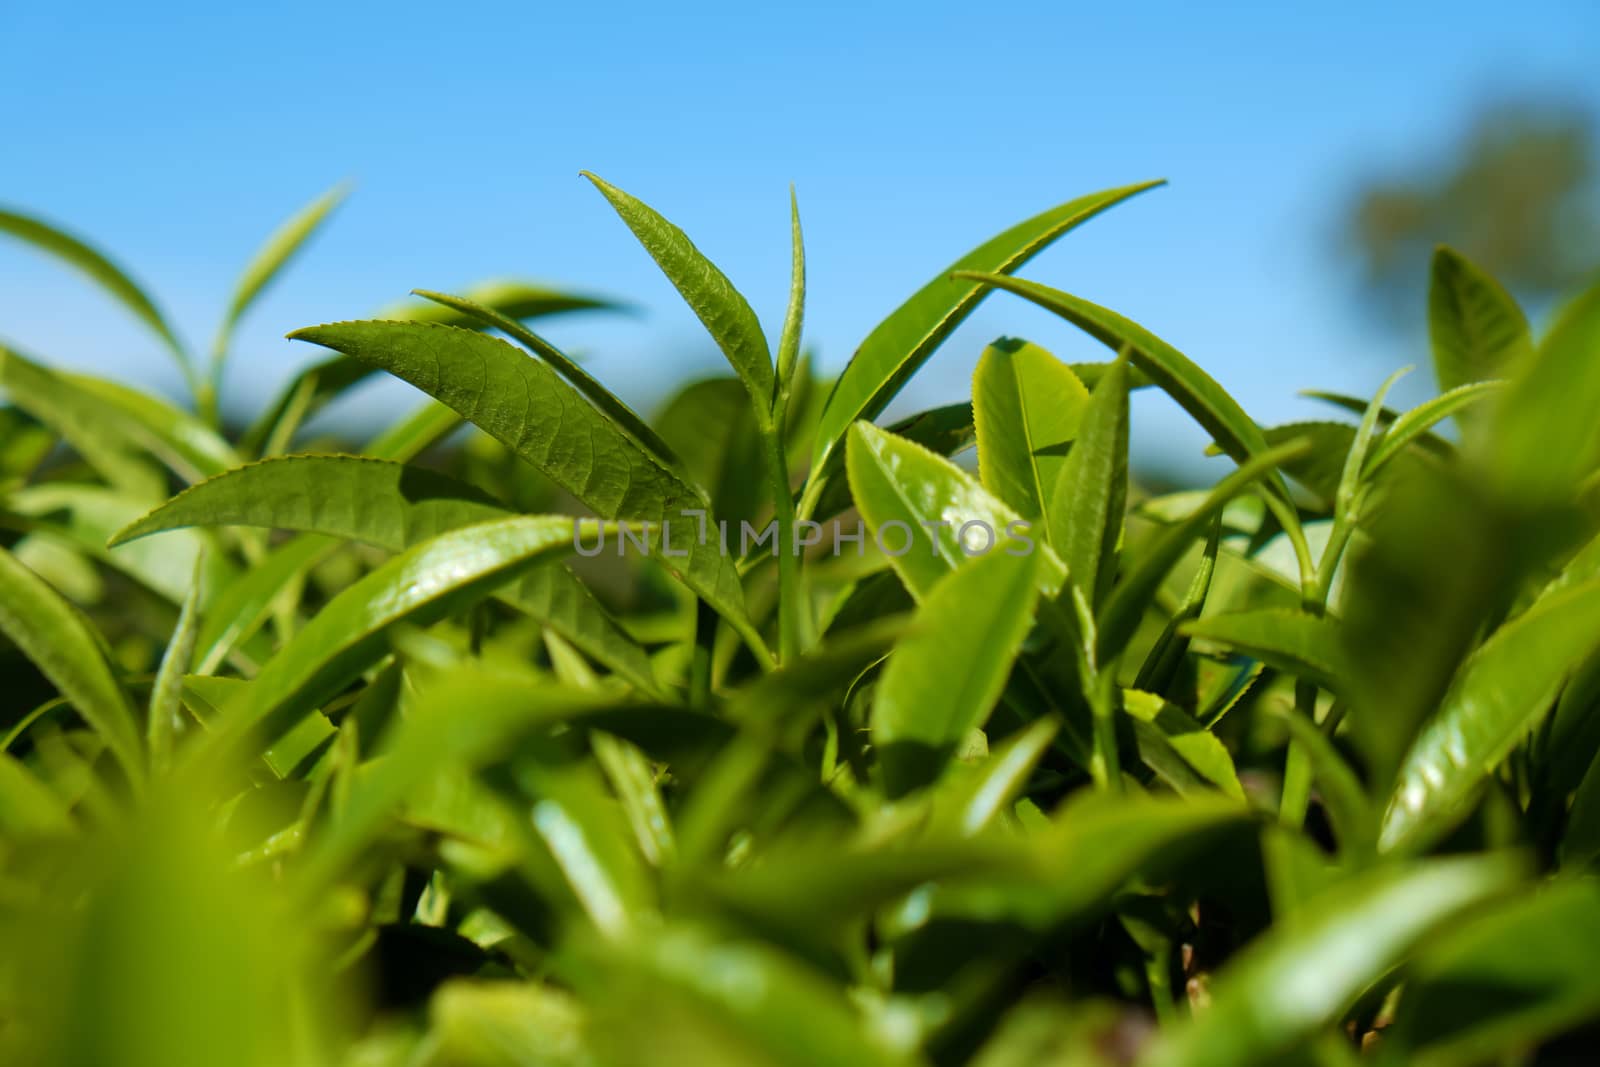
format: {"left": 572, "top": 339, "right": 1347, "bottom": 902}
{"left": 811, "top": 181, "right": 1161, "bottom": 474}
{"left": 1334, "top": 366, "right": 1410, "bottom": 521}
{"left": 930, "top": 716, "right": 1059, "bottom": 837}
{"left": 0, "top": 206, "right": 192, "bottom": 383}
{"left": 294, "top": 664, "right": 614, "bottom": 891}
{"left": 955, "top": 274, "right": 1283, "bottom": 487}
{"left": 1489, "top": 279, "right": 1600, "bottom": 507}
{"left": 111, "top": 456, "right": 660, "bottom": 694}
{"left": 1181, "top": 610, "right": 1352, "bottom": 696}
{"left": 286, "top": 320, "right": 756, "bottom": 650}
{"left": 1535, "top": 650, "right": 1600, "bottom": 812}
{"left": 1428, "top": 245, "right": 1532, "bottom": 397}
{"left": 192, "top": 534, "right": 338, "bottom": 674}
{"left": 110, "top": 455, "right": 506, "bottom": 550}
{"left": 845, "top": 420, "right": 1063, "bottom": 600}
{"left": 1364, "top": 380, "right": 1502, "bottom": 476}
{"left": 1124, "top": 689, "right": 1243, "bottom": 801}
{"left": 424, "top": 981, "right": 590, "bottom": 1067}
{"left": 375, "top": 279, "right": 624, "bottom": 325}
{"left": 972, "top": 338, "right": 1089, "bottom": 520}
{"left": 0, "top": 344, "right": 165, "bottom": 498}
{"left": 1381, "top": 879, "right": 1600, "bottom": 1067}
{"left": 883, "top": 401, "right": 977, "bottom": 457}
{"left": 1339, "top": 468, "right": 1514, "bottom": 797}
{"left": 244, "top": 280, "right": 616, "bottom": 456}
{"left": 776, "top": 186, "right": 807, "bottom": 408}
{"left": 0, "top": 544, "right": 142, "bottom": 785}
{"left": 517, "top": 761, "right": 654, "bottom": 939}
{"left": 411, "top": 287, "right": 682, "bottom": 474}
{"left": 61, "top": 371, "right": 241, "bottom": 482}
{"left": 809, "top": 400, "right": 974, "bottom": 524}
{"left": 218, "top": 516, "right": 580, "bottom": 755}
{"left": 584, "top": 173, "right": 774, "bottom": 411}
{"left": 1048, "top": 351, "right": 1129, "bottom": 602}
{"left": 961, "top": 272, "right": 1317, "bottom": 585}
{"left": 873, "top": 550, "right": 1040, "bottom": 796}
{"left": 210, "top": 182, "right": 348, "bottom": 375}
{"left": 1382, "top": 580, "right": 1600, "bottom": 852}
{"left": 1145, "top": 854, "right": 1526, "bottom": 1067}
{"left": 592, "top": 729, "right": 676, "bottom": 869}
{"left": 576, "top": 923, "right": 917, "bottom": 1067}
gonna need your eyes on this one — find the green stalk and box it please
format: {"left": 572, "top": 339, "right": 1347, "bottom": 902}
{"left": 763, "top": 412, "right": 804, "bottom": 664}
{"left": 1088, "top": 674, "right": 1123, "bottom": 793}
{"left": 196, "top": 374, "right": 221, "bottom": 429}
{"left": 1280, "top": 680, "right": 1318, "bottom": 827}
{"left": 1281, "top": 518, "right": 1349, "bottom": 828}
{"left": 1146, "top": 947, "right": 1178, "bottom": 1027}
{"left": 198, "top": 325, "right": 231, "bottom": 428}
{"left": 1071, "top": 592, "right": 1122, "bottom": 794}
{"left": 795, "top": 469, "right": 825, "bottom": 526}
{"left": 1278, "top": 368, "right": 1392, "bottom": 827}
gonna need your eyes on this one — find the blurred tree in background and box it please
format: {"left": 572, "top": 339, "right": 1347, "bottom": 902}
{"left": 1346, "top": 98, "right": 1599, "bottom": 320}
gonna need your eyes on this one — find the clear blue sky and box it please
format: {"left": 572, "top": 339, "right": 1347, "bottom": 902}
{"left": 3, "top": 1, "right": 1597, "bottom": 475}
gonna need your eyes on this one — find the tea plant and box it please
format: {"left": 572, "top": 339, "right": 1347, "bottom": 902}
{"left": 2, "top": 174, "right": 1600, "bottom": 1066}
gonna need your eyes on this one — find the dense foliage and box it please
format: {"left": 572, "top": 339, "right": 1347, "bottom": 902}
{"left": 3, "top": 176, "right": 1600, "bottom": 1066}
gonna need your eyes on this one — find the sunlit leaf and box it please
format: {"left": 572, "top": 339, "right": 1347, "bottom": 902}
{"left": 1048, "top": 351, "right": 1129, "bottom": 602}
{"left": 0, "top": 544, "right": 143, "bottom": 785}
{"left": 811, "top": 181, "right": 1161, "bottom": 475}
{"left": 584, "top": 173, "right": 774, "bottom": 412}
{"left": 286, "top": 320, "right": 758, "bottom": 652}
{"left": 873, "top": 550, "right": 1040, "bottom": 796}
{"left": 1383, "top": 580, "right": 1600, "bottom": 852}
{"left": 110, "top": 455, "right": 660, "bottom": 694}
{"left": 845, "top": 420, "right": 1063, "bottom": 601}
{"left": 972, "top": 337, "right": 1088, "bottom": 521}
{"left": 215, "top": 516, "right": 581, "bottom": 755}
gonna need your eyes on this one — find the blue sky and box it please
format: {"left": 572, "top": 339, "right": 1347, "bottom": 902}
{"left": 3, "top": 1, "right": 1597, "bottom": 475}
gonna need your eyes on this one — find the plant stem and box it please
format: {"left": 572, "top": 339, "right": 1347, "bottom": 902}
{"left": 762, "top": 412, "right": 804, "bottom": 665}
{"left": 1088, "top": 665, "right": 1123, "bottom": 793}
{"left": 1280, "top": 511, "right": 1356, "bottom": 828}
{"left": 1280, "top": 680, "right": 1317, "bottom": 827}
{"left": 195, "top": 378, "right": 219, "bottom": 429}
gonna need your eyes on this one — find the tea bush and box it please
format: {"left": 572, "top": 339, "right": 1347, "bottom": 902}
{"left": 3, "top": 176, "right": 1600, "bottom": 1066}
